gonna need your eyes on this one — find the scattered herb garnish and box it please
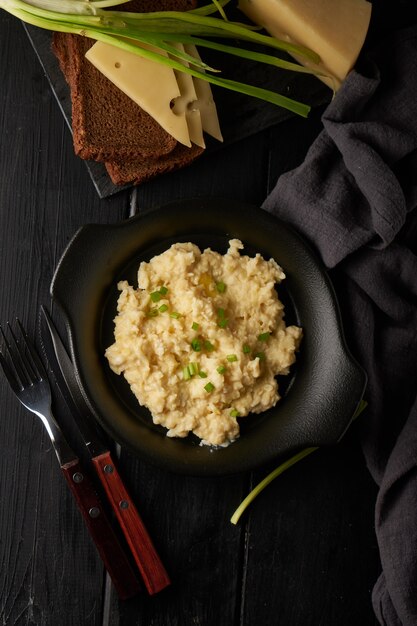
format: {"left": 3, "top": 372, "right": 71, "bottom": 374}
{"left": 204, "top": 340, "right": 215, "bottom": 352}
{"left": 192, "top": 322, "right": 200, "bottom": 331}
{"left": 191, "top": 338, "right": 202, "bottom": 352}
{"left": 226, "top": 354, "right": 237, "bottom": 362}
{"left": 216, "top": 281, "right": 226, "bottom": 293}
{"left": 158, "top": 304, "right": 168, "bottom": 313}
{"left": 254, "top": 351, "right": 265, "bottom": 360}
{"left": 258, "top": 332, "right": 270, "bottom": 342}
{"left": 217, "top": 365, "right": 226, "bottom": 374}
{"left": 198, "top": 370, "right": 208, "bottom": 378}
{"left": 204, "top": 382, "right": 215, "bottom": 393}
{"left": 150, "top": 290, "right": 162, "bottom": 303}
{"left": 242, "top": 344, "right": 251, "bottom": 354}
{"left": 230, "top": 408, "right": 240, "bottom": 417}
{"left": 170, "top": 311, "right": 181, "bottom": 319}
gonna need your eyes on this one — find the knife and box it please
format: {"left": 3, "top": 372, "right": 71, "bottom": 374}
{"left": 40, "top": 306, "right": 171, "bottom": 596}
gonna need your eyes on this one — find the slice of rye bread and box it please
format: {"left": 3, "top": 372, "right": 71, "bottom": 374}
{"left": 53, "top": 34, "right": 177, "bottom": 161}
{"left": 52, "top": 0, "right": 199, "bottom": 164}
{"left": 105, "top": 142, "right": 204, "bottom": 186}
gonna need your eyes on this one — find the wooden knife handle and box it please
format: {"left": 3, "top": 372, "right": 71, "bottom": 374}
{"left": 91, "top": 451, "right": 171, "bottom": 595}
{"left": 61, "top": 458, "right": 140, "bottom": 600}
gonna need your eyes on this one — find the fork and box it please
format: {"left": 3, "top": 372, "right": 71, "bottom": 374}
{"left": 0, "top": 319, "right": 140, "bottom": 600}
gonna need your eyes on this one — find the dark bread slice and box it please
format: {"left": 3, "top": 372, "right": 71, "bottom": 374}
{"left": 105, "top": 143, "right": 204, "bottom": 186}
{"left": 52, "top": 0, "right": 205, "bottom": 185}
{"left": 52, "top": 33, "right": 177, "bottom": 161}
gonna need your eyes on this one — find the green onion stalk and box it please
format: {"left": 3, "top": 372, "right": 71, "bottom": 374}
{"left": 0, "top": 0, "right": 326, "bottom": 116}
{"left": 230, "top": 399, "right": 368, "bottom": 524}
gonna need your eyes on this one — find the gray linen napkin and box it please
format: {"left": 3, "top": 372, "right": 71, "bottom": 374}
{"left": 263, "top": 25, "right": 417, "bottom": 626}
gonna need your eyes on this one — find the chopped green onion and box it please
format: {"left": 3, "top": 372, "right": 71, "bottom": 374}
{"left": 204, "top": 382, "right": 215, "bottom": 393}
{"left": 158, "top": 304, "right": 168, "bottom": 313}
{"left": 188, "top": 362, "right": 198, "bottom": 376}
{"left": 204, "top": 340, "right": 215, "bottom": 352}
{"left": 183, "top": 366, "right": 191, "bottom": 380}
{"left": 199, "top": 370, "right": 208, "bottom": 378}
{"left": 243, "top": 344, "right": 251, "bottom": 354}
{"left": 230, "top": 408, "right": 240, "bottom": 417}
{"left": 191, "top": 338, "right": 202, "bottom": 352}
{"left": 216, "top": 281, "right": 226, "bottom": 293}
{"left": 217, "top": 365, "right": 226, "bottom": 374}
{"left": 217, "top": 307, "right": 225, "bottom": 318}
{"left": 226, "top": 354, "right": 237, "bottom": 362}
{"left": 159, "top": 286, "right": 168, "bottom": 295}
{"left": 218, "top": 318, "right": 229, "bottom": 328}
{"left": 192, "top": 322, "right": 200, "bottom": 331}
{"left": 254, "top": 351, "right": 266, "bottom": 360}
{"left": 150, "top": 291, "right": 162, "bottom": 303}
{"left": 258, "top": 332, "right": 271, "bottom": 342}
{"left": 146, "top": 307, "right": 159, "bottom": 317}
{"left": 170, "top": 311, "right": 181, "bottom": 319}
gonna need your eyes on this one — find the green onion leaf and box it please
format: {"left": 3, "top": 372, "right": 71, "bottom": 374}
{"left": 188, "top": 362, "right": 198, "bottom": 376}
{"left": 158, "top": 304, "right": 168, "bottom": 313}
{"left": 183, "top": 366, "right": 191, "bottom": 380}
{"left": 216, "top": 281, "right": 226, "bottom": 293}
{"left": 204, "top": 340, "right": 215, "bottom": 352}
{"left": 146, "top": 307, "right": 158, "bottom": 317}
{"left": 192, "top": 322, "right": 200, "bottom": 331}
{"left": 191, "top": 338, "right": 202, "bottom": 352}
{"left": 217, "top": 365, "right": 226, "bottom": 374}
{"left": 170, "top": 311, "right": 181, "bottom": 319}
{"left": 226, "top": 354, "right": 237, "bottom": 362}
{"left": 258, "top": 332, "right": 270, "bottom": 342}
{"left": 254, "top": 351, "right": 265, "bottom": 360}
{"left": 199, "top": 370, "right": 208, "bottom": 378}
{"left": 217, "top": 307, "right": 225, "bottom": 318}
{"left": 243, "top": 344, "right": 251, "bottom": 354}
{"left": 150, "top": 291, "right": 162, "bottom": 302}
{"left": 230, "top": 408, "right": 240, "bottom": 417}
{"left": 204, "top": 382, "right": 215, "bottom": 393}
{"left": 159, "top": 286, "right": 168, "bottom": 295}
{"left": 1, "top": 0, "right": 321, "bottom": 116}
{"left": 217, "top": 318, "right": 229, "bottom": 328}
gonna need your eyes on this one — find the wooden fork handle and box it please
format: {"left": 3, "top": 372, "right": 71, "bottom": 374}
{"left": 91, "top": 450, "right": 171, "bottom": 595}
{"left": 61, "top": 458, "right": 141, "bottom": 600}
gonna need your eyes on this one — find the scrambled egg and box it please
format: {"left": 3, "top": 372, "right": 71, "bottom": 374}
{"left": 105, "top": 239, "right": 302, "bottom": 447}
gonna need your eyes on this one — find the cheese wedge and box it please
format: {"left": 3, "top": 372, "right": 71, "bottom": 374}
{"left": 238, "top": 0, "right": 372, "bottom": 89}
{"left": 85, "top": 41, "right": 191, "bottom": 147}
{"left": 170, "top": 43, "right": 205, "bottom": 148}
{"left": 184, "top": 44, "right": 223, "bottom": 143}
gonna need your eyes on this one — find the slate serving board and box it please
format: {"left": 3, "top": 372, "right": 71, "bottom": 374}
{"left": 23, "top": 23, "right": 330, "bottom": 198}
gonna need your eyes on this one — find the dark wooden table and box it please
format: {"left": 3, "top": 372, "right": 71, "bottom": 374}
{"left": 0, "top": 11, "right": 392, "bottom": 626}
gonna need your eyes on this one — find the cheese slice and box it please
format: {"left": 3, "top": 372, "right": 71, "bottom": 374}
{"left": 184, "top": 44, "right": 223, "bottom": 143}
{"left": 170, "top": 43, "right": 205, "bottom": 148}
{"left": 238, "top": 0, "right": 372, "bottom": 89}
{"left": 85, "top": 41, "right": 191, "bottom": 147}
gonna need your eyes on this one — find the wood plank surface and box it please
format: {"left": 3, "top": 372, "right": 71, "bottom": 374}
{"left": 0, "top": 10, "right": 383, "bottom": 626}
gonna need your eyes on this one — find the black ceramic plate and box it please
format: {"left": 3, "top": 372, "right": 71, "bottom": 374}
{"left": 51, "top": 198, "right": 366, "bottom": 476}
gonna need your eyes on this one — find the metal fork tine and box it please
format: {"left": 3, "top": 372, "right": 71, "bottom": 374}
{"left": 0, "top": 348, "right": 21, "bottom": 392}
{"left": 16, "top": 318, "right": 45, "bottom": 382}
{"left": 7, "top": 321, "right": 36, "bottom": 386}
{"left": 0, "top": 323, "right": 25, "bottom": 389}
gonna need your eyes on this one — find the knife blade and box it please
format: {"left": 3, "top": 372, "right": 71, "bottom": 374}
{"left": 40, "top": 306, "right": 171, "bottom": 596}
